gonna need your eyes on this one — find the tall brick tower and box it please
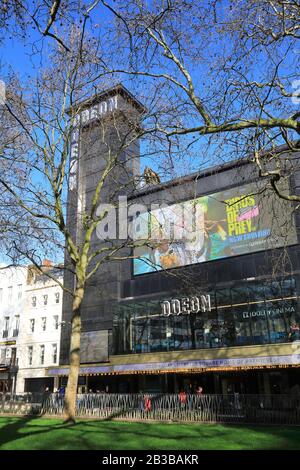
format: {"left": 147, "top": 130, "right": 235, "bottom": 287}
{"left": 59, "top": 84, "right": 145, "bottom": 367}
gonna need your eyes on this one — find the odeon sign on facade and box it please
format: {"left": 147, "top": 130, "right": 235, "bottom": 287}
{"left": 161, "top": 295, "right": 212, "bottom": 316}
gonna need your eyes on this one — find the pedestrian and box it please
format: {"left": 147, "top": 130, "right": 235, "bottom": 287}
{"left": 57, "top": 386, "right": 65, "bottom": 410}
{"left": 42, "top": 386, "right": 51, "bottom": 410}
{"left": 178, "top": 390, "right": 187, "bottom": 410}
{"left": 195, "top": 386, "right": 204, "bottom": 412}
{"left": 144, "top": 394, "right": 151, "bottom": 412}
{"left": 289, "top": 322, "right": 300, "bottom": 341}
{"left": 139, "top": 391, "right": 144, "bottom": 413}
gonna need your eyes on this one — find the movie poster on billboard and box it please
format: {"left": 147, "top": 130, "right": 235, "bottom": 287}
{"left": 133, "top": 181, "right": 297, "bottom": 275}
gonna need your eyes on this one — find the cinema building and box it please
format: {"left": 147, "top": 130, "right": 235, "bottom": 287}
{"left": 50, "top": 85, "right": 300, "bottom": 395}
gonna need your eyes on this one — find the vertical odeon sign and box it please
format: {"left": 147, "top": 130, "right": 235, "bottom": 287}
{"left": 69, "top": 127, "right": 80, "bottom": 191}
{"left": 161, "top": 295, "right": 212, "bottom": 316}
{"left": 68, "top": 95, "right": 118, "bottom": 192}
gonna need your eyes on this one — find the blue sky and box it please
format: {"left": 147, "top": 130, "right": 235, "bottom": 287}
{"left": 1, "top": 3, "right": 299, "bottom": 181}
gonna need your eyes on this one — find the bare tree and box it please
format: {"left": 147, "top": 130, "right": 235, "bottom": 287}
{"left": 0, "top": 25, "right": 161, "bottom": 421}
{"left": 2, "top": 2, "right": 299, "bottom": 168}
{"left": 0, "top": 0, "right": 78, "bottom": 50}
{"left": 93, "top": 0, "right": 300, "bottom": 199}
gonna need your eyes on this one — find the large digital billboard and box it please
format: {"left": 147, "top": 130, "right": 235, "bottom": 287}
{"left": 133, "top": 181, "right": 297, "bottom": 275}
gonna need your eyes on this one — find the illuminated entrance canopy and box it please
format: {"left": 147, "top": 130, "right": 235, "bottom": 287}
{"left": 161, "top": 295, "right": 211, "bottom": 316}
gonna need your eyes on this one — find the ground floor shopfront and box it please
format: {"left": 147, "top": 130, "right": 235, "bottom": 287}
{"left": 56, "top": 367, "right": 300, "bottom": 396}
{"left": 0, "top": 368, "right": 11, "bottom": 393}
{"left": 49, "top": 276, "right": 300, "bottom": 395}
{"left": 0, "top": 366, "right": 18, "bottom": 393}
{"left": 49, "top": 342, "right": 300, "bottom": 396}
{"left": 113, "top": 277, "right": 300, "bottom": 355}
{"left": 0, "top": 341, "right": 18, "bottom": 393}
{"left": 15, "top": 368, "right": 57, "bottom": 393}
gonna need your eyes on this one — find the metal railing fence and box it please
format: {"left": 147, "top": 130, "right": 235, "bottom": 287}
{"left": 1, "top": 392, "right": 300, "bottom": 424}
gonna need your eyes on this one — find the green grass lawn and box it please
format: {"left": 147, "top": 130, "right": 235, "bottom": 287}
{"left": 0, "top": 416, "right": 299, "bottom": 450}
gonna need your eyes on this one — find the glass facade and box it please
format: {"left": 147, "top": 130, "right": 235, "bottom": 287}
{"left": 113, "top": 277, "right": 300, "bottom": 355}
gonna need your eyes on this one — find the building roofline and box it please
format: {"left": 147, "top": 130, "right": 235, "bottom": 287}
{"left": 129, "top": 159, "right": 249, "bottom": 200}
{"left": 67, "top": 83, "right": 147, "bottom": 116}
{"left": 130, "top": 143, "right": 300, "bottom": 199}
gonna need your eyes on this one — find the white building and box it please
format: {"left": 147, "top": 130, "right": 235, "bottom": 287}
{"left": 0, "top": 265, "right": 28, "bottom": 393}
{"left": 16, "top": 266, "right": 63, "bottom": 393}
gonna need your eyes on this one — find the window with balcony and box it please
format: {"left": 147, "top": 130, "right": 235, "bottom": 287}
{"left": 13, "top": 315, "right": 20, "bottom": 337}
{"left": 41, "top": 317, "right": 47, "bottom": 331}
{"left": 2, "top": 317, "right": 9, "bottom": 338}
{"left": 10, "top": 348, "right": 17, "bottom": 366}
{"left": 53, "top": 315, "right": 59, "bottom": 330}
{"left": 28, "top": 346, "right": 33, "bottom": 365}
{"left": 52, "top": 344, "right": 57, "bottom": 363}
{"left": 30, "top": 319, "right": 35, "bottom": 333}
{"left": 40, "top": 345, "right": 45, "bottom": 365}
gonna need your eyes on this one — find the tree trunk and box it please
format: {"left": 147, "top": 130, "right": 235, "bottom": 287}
{"left": 64, "top": 286, "right": 84, "bottom": 423}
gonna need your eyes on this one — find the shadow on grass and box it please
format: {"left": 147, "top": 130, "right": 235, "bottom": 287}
{"left": 0, "top": 415, "right": 74, "bottom": 448}
{"left": 0, "top": 416, "right": 224, "bottom": 450}
{"left": 68, "top": 420, "right": 300, "bottom": 450}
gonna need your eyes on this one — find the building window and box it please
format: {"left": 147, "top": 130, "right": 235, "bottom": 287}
{"left": 39, "top": 345, "right": 45, "bottom": 365}
{"left": 43, "top": 294, "right": 48, "bottom": 306}
{"left": 13, "top": 315, "right": 20, "bottom": 337}
{"left": 0, "top": 288, "right": 3, "bottom": 303}
{"left": 32, "top": 296, "right": 37, "bottom": 307}
{"left": 4, "top": 317, "right": 9, "bottom": 331}
{"left": 28, "top": 346, "right": 33, "bottom": 365}
{"left": 30, "top": 319, "right": 35, "bottom": 333}
{"left": 53, "top": 315, "right": 59, "bottom": 330}
{"left": 52, "top": 344, "right": 57, "bottom": 363}
{"left": 113, "top": 277, "right": 300, "bottom": 355}
{"left": 41, "top": 317, "right": 47, "bottom": 331}
{"left": 17, "top": 284, "right": 22, "bottom": 300}
{"left": 0, "top": 348, "right": 5, "bottom": 364}
{"left": 11, "top": 348, "right": 17, "bottom": 366}
{"left": 55, "top": 292, "right": 60, "bottom": 304}
{"left": 8, "top": 286, "right": 13, "bottom": 304}
{"left": 2, "top": 317, "right": 9, "bottom": 338}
